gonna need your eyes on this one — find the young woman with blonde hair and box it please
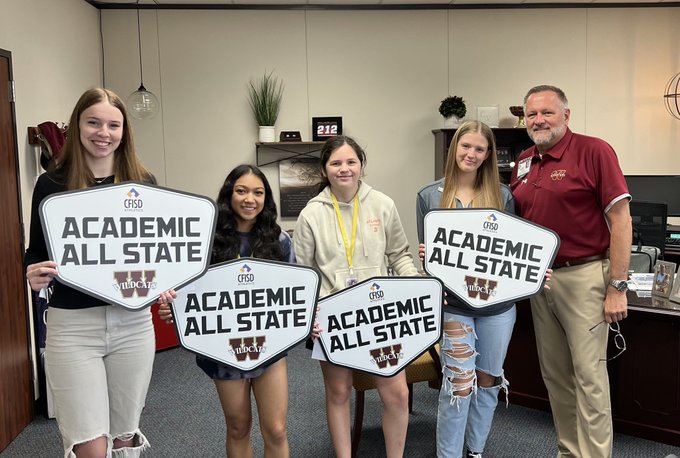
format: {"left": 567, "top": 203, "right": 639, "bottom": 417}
{"left": 416, "top": 120, "right": 515, "bottom": 458}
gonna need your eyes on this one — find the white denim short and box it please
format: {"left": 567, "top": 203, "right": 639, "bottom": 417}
{"left": 45, "top": 305, "right": 155, "bottom": 457}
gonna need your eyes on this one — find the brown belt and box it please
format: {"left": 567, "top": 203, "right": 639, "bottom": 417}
{"left": 552, "top": 252, "right": 609, "bottom": 269}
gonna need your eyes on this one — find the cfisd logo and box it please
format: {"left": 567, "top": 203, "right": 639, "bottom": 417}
{"left": 112, "top": 270, "right": 157, "bottom": 298}
{"left": 368, "top": 282, "right": 385, "bottom": 301}
{"left": 237, "top": 264, "right": 255, "bottom": 284}
{"left": 463, "top": 275, "right": 498, "bottom": 301}
{"left": 123, "top": 187, "right": 143, "bottom": 212}
{"left": 369, "top": 344, "right": 403, "bottom": 369}
{"left": 228, "top": 336, "right": 266, "bottom": 361}
{"left": 482, "top": 213, "right": 499, "bottom": 233}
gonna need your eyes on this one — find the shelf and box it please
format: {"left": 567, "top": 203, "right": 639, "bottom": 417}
{"left": 255, "top": 141, "right": 325, "bottom": 167}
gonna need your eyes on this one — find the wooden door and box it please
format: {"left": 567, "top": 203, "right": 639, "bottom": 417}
{"left": 0, "top": 48, "right": 33, "bottom": 452}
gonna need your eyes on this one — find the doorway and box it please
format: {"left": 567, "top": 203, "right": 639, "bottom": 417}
{"left": 0, "top": 48, "right": 33, "bottom": 452}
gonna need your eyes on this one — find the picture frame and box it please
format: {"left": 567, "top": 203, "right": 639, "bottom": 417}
{"left": 477, "top": 105, "right": 499, "bottom": 128}
{"left": 496, "top": 146, "right": 513, "bottom": 167}
{"left": 669, "top": 273, "right": 680, "bottom": 304}
{"left": 278, "top": 158, "right": 323, "bottom": 218}
{"left": 652, "top": 260, "right": 676, "bottom": 298}
{"left": 312, "top": 116, "right": 343, "bottom": 141}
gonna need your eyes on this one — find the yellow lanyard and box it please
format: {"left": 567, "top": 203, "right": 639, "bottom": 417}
{"left": 331, "top": 192, "right": 359, "bottom": 273}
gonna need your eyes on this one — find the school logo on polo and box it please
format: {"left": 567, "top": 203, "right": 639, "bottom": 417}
{"left": 550, "top": 170, "right": 567, "bottom": 180}
{"left": 482, "top": 213, "right": 499, "bottom": 233}
{"left": 368, "top": 282, "right": 384, "bottom": 301}
{"left": 463, "top": 275, "right": 497, "bottom": 301}
{"left": 123, "top": 188, "right": 143, "bottom": 212}
{"left": 112, "top": 270, "right": 157, "bottom": 298}
{"left": 237, "top": 264, "right": 255, "bottom": 285}
{"left": 229, "top": 336, "right": 266, "bottom": 361}
{"left": 369, "top": 344, "right": 403, "bottom": 368}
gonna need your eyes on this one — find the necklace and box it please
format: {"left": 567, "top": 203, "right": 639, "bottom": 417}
{"left": 93, "top": 176, "right": 111, "bottom": 184}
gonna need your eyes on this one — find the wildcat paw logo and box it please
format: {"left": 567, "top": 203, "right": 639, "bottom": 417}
{"left": 462, "top": 275, "right": 497, "bottom": 301}
{"left": 482, "top": 213, "right": 499, "bottom": 233}
{"left": 123, "top": 187, "right": 143, "bottom": 211}
{"left": 369, "top": 344, "right": 403, "bottom": 368}
{"left": 229, "top": 336, "right": 266, "bottom": 361}
{"left": 237, "top": 264, "right": 254, "bottom": 285}
{"left": 112, "top": 270, "right": 157, "bottom": 298}
{"left": 368, "top": 282, "right": 384, "bottom": 301}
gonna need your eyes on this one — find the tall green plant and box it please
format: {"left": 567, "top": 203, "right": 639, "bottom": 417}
{"left": 248, "top": 70, "right": 284, "bottom": 126}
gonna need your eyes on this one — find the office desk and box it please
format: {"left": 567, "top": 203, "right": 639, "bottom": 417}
{"left": 504, "top": 294, "right": 680, "bottom": 446}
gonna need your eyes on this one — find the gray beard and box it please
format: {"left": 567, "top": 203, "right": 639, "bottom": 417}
{"left": 529, "top": 125, "right": 566, "bottom": 148}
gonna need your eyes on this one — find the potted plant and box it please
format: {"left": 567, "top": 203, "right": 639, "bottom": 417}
{"left": 248, "top": 70, "right": 284, "bottom": 142}
{"left": 439, "top": 96, "right": 466, "bottom": 128}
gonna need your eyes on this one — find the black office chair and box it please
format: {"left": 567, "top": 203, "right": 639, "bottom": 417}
{"left": 629, "top": 200, "right": 667, "bottom": 260}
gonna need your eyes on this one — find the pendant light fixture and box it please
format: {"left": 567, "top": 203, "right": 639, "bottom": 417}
{"left": 128, "top": 3, "right": 159, "bottom": 120}
{"left": 664, "top": 72, "right": 680, "bottom": 120}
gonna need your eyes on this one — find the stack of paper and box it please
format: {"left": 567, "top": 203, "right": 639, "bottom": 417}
{"left": 628, "top": 273, "right": 653, "bottom": 291}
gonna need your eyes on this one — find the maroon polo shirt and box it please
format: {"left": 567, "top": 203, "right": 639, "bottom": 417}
{"left": 510, "top": 128, "right": 630, "bottom": 264}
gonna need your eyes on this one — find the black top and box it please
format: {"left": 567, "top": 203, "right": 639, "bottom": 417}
{"left": 24, "top": 172, "right": 153, "bottom": 309}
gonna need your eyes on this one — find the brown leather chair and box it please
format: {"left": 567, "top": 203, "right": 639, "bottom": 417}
{"left": 350, "top": 345, "right": 442, "bottom": 458}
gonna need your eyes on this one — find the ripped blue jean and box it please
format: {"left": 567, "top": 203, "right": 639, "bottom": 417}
{"left": 436, "top": 307, "right": 516, "bottom": 458}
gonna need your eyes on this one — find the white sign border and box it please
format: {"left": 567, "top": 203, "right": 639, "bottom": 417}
{"left": 171, "top": 257, "right": 322, "bottom": 372}
{"left": 423, "top": 208, "right": 560, "bottom": 308}
{"left": 39, "top": 181, "right": 217, "bottom": 310}
{"left": 318, "top": 275, "right": 444, "bottom": 378}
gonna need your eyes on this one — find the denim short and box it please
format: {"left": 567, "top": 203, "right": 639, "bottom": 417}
{"left": 45, "top": 305, "right": 155, "bottom": 457}
{"left": 196, "top": 351, "right": 287, "bottom": 380}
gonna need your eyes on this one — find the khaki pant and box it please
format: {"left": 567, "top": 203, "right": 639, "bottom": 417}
{"left": 530, "top": 259, "right": 613, "bottom": 458}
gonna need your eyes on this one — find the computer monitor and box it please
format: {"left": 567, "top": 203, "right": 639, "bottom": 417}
{"left": 629, "top": 200, "right": 667, "bottom": 259}
{"left": 624, "top": 175, "right": 680, "bottom": 217}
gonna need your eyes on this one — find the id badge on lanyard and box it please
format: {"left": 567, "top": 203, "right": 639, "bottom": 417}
{"left": 332, "top": 193, "right": 359, "bottom": 288}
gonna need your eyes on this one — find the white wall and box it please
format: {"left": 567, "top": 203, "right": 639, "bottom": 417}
{"left": 101, "top": 9, "right": 446, "bottom": 244}
{"left": 1, "top": 0, "right": 101, "bottom": 225}
{"left": 0, "top": 0, "right": 101, "bottom": 396}
{"left": 100, "top": 6, "right": 680, "bottom": 249}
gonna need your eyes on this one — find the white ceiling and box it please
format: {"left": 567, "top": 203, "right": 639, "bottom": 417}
{"left": 86, "top": 0, "right": 680, "bottom": 7}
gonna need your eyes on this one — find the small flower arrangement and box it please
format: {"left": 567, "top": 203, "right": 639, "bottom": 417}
{"left": 439, "top": 96, "right": 466, "bottom": 119}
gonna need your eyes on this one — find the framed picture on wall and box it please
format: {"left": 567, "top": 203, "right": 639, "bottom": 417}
{"left": 312, "top": 117, "right": 343, "bottom": 141}
{"left": 652, "top": 260, "right": 676, "bottom": 298}
{"left": 279, "top": 158, "right": 323, "bottom": 218}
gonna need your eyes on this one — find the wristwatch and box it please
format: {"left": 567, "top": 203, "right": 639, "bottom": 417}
{"left": 609, "top": 279, "right": 629, "bottom": 292}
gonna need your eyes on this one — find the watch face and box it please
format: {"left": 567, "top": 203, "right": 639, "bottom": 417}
{"left": 612, "top": 280, "right": 628, "bottom": 291}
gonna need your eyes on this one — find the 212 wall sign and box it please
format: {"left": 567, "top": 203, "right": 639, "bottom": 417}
{"left": 312, "top": 116, "right": 343, "bottom": 141}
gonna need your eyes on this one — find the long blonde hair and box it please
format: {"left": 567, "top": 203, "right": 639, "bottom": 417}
{"left": 439, "top": 121, "right": 503, "bottom": 210}
{"left": 54, "top": 88, "right": 151, "bottom": 190}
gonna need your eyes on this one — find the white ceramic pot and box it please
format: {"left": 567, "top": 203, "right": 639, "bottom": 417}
{"left": 443, "top": 116, "right": 460, "bottom": 128}
{"left": 258, "top": 126, "right": 276, "bottom": 142}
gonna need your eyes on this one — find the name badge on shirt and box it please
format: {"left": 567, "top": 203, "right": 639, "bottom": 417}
{"left": 345, "top": 276, "right": 358, "bottom": 287}
{"left": 517, "top": 157, "right": 532, "bottom": 178}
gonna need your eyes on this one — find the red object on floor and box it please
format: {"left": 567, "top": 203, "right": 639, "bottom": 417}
{"left": 151, "top": 302, "right": 179, "bottom": 351}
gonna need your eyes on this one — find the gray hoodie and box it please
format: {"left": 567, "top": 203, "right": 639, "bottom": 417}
{"left": 294, "top": 182, "right": 419, "bottom": 297}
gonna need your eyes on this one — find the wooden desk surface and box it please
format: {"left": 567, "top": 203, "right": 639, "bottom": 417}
{"left": 627, "top": 290, "right": 680, "bottom": 315}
